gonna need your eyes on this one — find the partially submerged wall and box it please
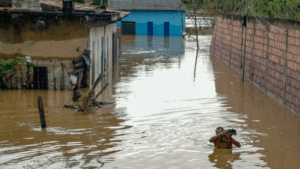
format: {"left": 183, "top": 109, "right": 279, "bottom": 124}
{"left": 211, "top": 15, "right": 300, "bottom": 115}
{"left": 0, "top": 11, "right": 89, "bottom": 60}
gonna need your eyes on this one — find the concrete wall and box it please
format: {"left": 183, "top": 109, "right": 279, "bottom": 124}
{"left": 89, "top": 23, "right": 117, "bottom": 94}
{"left": 117, "top": 10, "right": 186, "bottom": 36}
{"left": 211, "top": 16, "right": 300, "bottom": 115}
{"left": 12, "top": 0, "right": 41, "bottom": 11}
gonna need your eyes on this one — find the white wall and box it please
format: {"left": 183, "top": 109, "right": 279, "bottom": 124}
{"left": 89, "top": 23, "right": 117, "bottom": 95}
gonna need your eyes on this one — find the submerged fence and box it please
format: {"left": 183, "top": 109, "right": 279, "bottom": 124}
{"left": 211, "top": 14, "right": 300, "bottom": 115}
{"left": 0, "top": 60, "right": 73, "bottom": 90}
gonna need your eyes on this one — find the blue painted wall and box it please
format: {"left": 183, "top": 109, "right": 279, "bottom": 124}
{"left": 117, "top": 11, "right": 186, "bottom": 36}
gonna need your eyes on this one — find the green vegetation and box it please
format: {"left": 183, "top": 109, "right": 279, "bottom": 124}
{"left": 184, "top": 0, "right": 300, "bottom": 21}
{"left": 92, "top": 0, "right": 108, "bottom": 7}
{"left": 0, "top": 57, "right": 36, "bottom": 76}
{"left": 74, "top": 0, "right": 85, "bottom": 4}
{"left": 74, "top": 0, "right": 108, "bottom": 7}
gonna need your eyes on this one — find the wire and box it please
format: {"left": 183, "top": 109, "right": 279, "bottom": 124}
{"left": 248, "top": 2, "right": 286, "bottom": 33}
{"left": 247, "top": 3, "right": 300, "bottom": 60}
{"left": 247, "top": 3, "right": 287, "bottom": 51}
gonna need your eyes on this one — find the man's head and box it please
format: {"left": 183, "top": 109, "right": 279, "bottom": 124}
{"left": 215, "top": 127, "right": 224, "bottom": 135}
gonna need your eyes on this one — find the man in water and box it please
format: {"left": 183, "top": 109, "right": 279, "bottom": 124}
{"left": 209, "top": 127, "right": 241, "bottom": 149}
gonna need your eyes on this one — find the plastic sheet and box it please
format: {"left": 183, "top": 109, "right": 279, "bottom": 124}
{"left": 48, "top": 67, "right": 72, "bottom": 90}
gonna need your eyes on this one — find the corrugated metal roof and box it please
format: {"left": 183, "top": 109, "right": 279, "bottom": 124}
{"left": 110, "top": 0, "right": 186, "bottom": 11}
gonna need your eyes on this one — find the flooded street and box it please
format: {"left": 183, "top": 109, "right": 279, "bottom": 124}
{"left": 0, "top": 35, "right": 299, "bottom": 169}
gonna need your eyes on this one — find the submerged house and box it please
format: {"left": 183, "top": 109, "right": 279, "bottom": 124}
{"left": 109, "top": 0, "right": 186, "bottom": 36}
{"left": 0, "top": 0, "right": 129, "bottom": 92}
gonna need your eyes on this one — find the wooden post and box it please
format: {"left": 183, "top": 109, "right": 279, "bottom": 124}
{"left": 27, "top": 62, "right": 30, "bottom": 89}
{"left": 37, "top": 62, "right": 40, "bottom": 89}
{"left": 94, "top": 83, "right": 109, "bottom": 99}
{"left": 15, "top": 76, "right": 18, "bottom": 89}
{"left": 283, "top": 29, "right": 288, "bottom": 105}
{"left": 61, "top": 63, "right": 64, "bottom": 90}
{"left": 53, "top": 62, "right": 56, "bottom": 90}
{"left": 264, "top": 25, "right": 270, "bottom": 92}
{"left": 37, "top": 95, "right": 46, "bottom": 129}
{"left": 20, "top": 77, "right": 23, "bottom": 89}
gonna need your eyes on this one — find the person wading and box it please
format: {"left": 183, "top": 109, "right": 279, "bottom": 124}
{"left": 209, "top": 127, "right": 241, "bottom": 149}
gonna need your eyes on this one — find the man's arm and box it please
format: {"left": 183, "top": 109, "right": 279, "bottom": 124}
{"left": 231, "top": 138, "right": 241, "bottom": 147}
{"left": 209, "top": 130, "right": 227, "bottom": 142}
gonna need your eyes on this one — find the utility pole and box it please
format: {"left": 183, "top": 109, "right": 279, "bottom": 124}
{"left": 179, "top": 3, "right": 184, "bottom": 37}
{"left": 193, "top": 0, "right": 199, "bottom": 50}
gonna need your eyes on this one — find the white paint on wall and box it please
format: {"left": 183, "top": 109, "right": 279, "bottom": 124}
{"left": 89, "top": 23, "right": 117, "bottom": 94}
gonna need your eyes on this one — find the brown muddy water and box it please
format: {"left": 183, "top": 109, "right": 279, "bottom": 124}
{"left": 0, "top": 35, "right": 299, "bottom": 169}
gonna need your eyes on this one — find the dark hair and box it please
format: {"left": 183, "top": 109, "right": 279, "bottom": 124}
{"left": 216, "top": 127, "right": 224, "bottom": 131}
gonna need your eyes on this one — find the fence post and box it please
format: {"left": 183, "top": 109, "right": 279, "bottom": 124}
{"left": 37, "top": 62, "right": 40, "bottom": 90}
{"left": 213, "top": 17, "right": 217, "bottom": 54}
{"left": 221, "top": 18, "right": 224, "bottom": 60}
{"left": 242, "top": 21, "right": 247, "bottom": 82}
{"left": 240, "top": 21, "right": 244, "bottom": 71}
{"left": 27, "top": 62, "right": 30, "bottom": 89}
{"left": 61, "top": 63, "right": 64, "bottom": 90}
{"left": 53, "top": 62, "right": 56, "bottom": 90}
{"left": 37, "top": 95, "right": 46, "bottom": 129}
{"left": 283, "top": 29, "right": 288, "bottom": 105}
{"left": 250, "top": 22, "right": 256, "bottom": 81}
{"left": 264, "top": 25, "right": 270, "bottom": 92}
{"left": 229, "top": 15, "right": 233, "bottom": 65}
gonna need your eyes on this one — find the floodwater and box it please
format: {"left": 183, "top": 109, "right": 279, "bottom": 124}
{"left": 0, "top": 35, "right": 299, "bottom": 169}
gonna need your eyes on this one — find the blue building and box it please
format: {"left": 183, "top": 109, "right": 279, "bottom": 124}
{"left": 110, "top": 0, "right": 186, "bottom": 36}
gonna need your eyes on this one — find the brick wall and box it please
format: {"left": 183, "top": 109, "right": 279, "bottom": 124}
{"left": 211, "top": 16, "right": 300, "bottom": 115}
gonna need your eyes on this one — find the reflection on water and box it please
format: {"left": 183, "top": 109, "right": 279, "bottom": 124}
{"left": 208, "top": 149, "right": 240, "bottom": 169}
{"left": 0, "top": 35, "right": 299, "bottom": 169}
{"left": 122, "top": 35, "right": 184, "bottom": 56}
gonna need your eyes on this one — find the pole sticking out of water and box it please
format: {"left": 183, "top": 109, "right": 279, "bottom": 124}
{"left": 193, "top": 0, "right": 199, "bottom": 81}
{"left": 37, "top": 95, "right": 46, "bottom": 129}
{"left": 193, "top": 51, "right": 199, "bottom": 82}
{"left": 94, "top": 83, "right": 109, "bottom": 99}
